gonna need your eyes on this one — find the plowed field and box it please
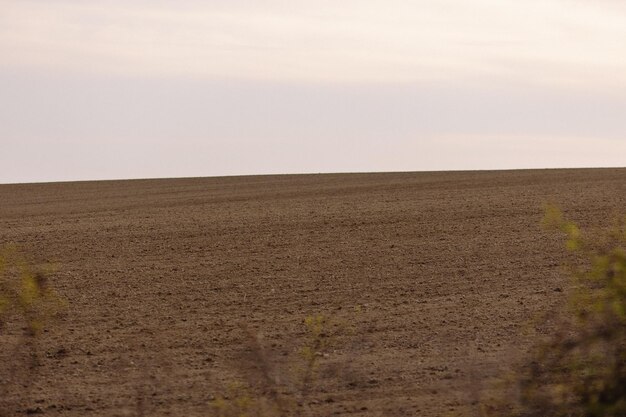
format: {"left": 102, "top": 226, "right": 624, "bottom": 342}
{"left": 1, "top": 169, "right": 625, "bottom": 416}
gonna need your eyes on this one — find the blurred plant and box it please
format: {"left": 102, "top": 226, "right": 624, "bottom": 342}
{"left": 296, "top": 315, "right": 328, "bottom": 402}
{"left": 0, "top": 244, "right": 64, "bottom": 336}
{"left": 211, "top": 314, "right": 338, "bottom": 417}
{"left": 492, "top": 205, "right": 626, "bottom": 417}
{"left": 0, "top": 244, "right": 65, "bottom": 414}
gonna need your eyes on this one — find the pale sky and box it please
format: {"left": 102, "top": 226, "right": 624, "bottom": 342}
{"left": 1, "top": 0, "right": 625, "bottom": 183}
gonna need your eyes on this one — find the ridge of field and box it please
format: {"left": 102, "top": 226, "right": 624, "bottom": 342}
{"left": 1, "top": 168, "right": 625, "bottom": 416}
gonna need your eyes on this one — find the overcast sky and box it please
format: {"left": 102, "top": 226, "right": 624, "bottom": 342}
{"left": 1, "top": 0, "right": 625, "bottom": 183}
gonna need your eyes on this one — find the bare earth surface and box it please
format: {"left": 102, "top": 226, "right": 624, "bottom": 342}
{"left": 1, "top": 169, "right": 625, "bottom": 416}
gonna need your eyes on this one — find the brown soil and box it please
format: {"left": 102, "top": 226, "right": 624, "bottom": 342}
{"left": 1, "top": 168, "right": 625, "bottom": 416}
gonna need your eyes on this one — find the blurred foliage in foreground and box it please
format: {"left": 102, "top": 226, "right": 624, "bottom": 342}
{"left": 500, "top": 206, "right": 626, "bottom": 417}
{"left": 0, "top": 244, "right": 65, "bottom": 412}
{"left": 0, "top": 244, "right": 64, "bottom": 336}
{"left": 211, "top": 314, "right": 343, "bottom": 417}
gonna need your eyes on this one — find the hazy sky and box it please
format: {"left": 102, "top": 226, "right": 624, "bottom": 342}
{"left": 2, "top": 0, "right": 625, "bottom": 183}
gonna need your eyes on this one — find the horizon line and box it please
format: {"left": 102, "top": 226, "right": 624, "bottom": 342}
{"left": 2, "top": 165, "right": 624, "bottom": 187}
